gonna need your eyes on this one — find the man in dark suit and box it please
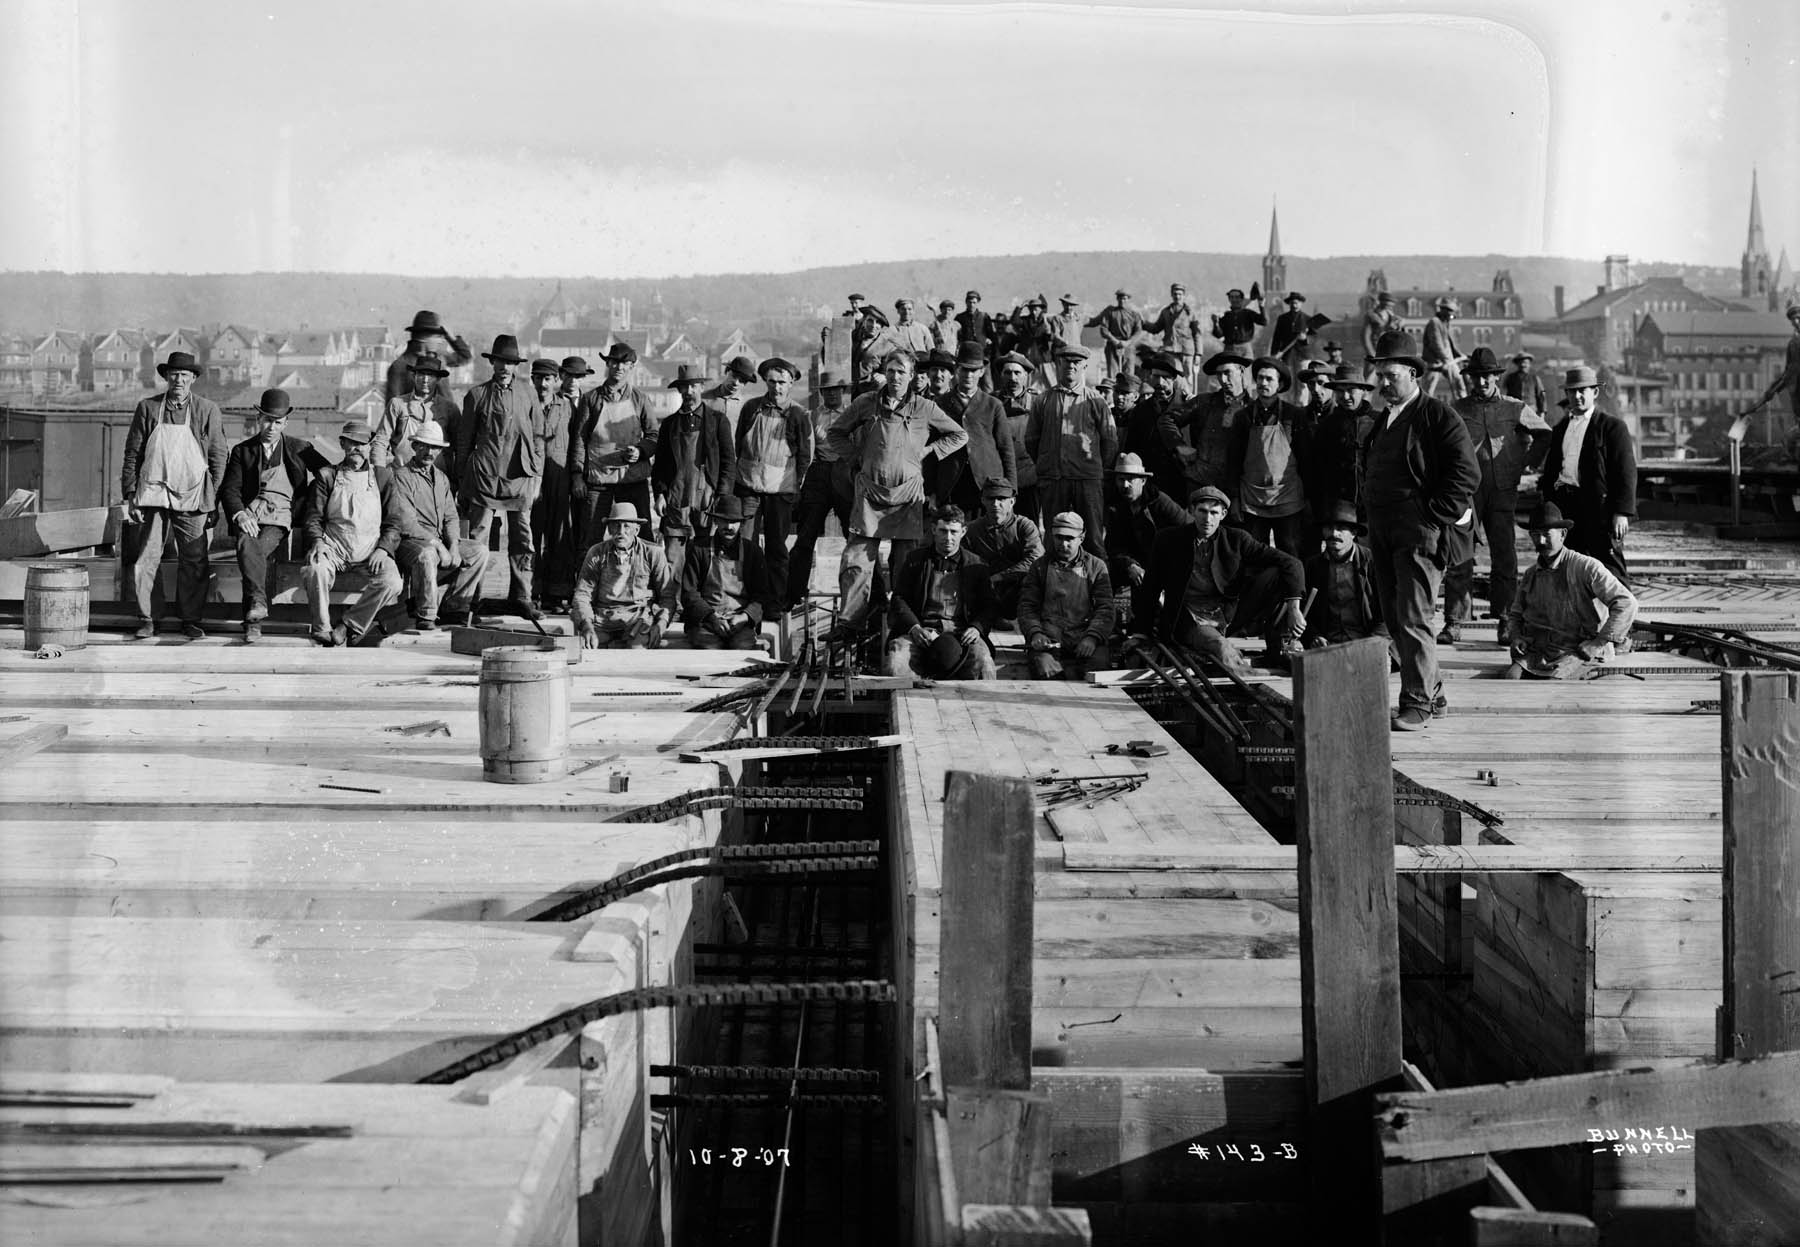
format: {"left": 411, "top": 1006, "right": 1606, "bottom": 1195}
{"left": 1269, "top": 292, "right": 1312, "bottom": 369}
{"left": 885, "top": 506, "right": 997, "bottom": 679}
{"left": 1537, "top": 364, "right": 1636, "bottom": 584}
{"left": 1134, "top": 485, "right": 1306, "bottom": 673}
{"left": 1361, "top": 330, "right": 1481, "bottom": 730}
{"left": 219, "top": 388, "right": 328, "bottom": 643}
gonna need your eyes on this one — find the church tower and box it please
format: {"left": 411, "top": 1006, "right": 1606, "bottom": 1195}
{"left": 1742, "top": 168, "right": 1772, "bottom": 303}
{"left": 1261, "top": 200, "right": 1287, "bottom": 303}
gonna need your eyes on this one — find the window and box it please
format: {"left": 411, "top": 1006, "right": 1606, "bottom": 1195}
{"left": 1406, "top": 299, "right": 1422, "bottom": 317}
{"left": 1474, "top": 298, "right": 1490, "bottom": 317}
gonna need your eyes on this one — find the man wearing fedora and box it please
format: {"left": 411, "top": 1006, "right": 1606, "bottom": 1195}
{"left": 932, "top": 342, "right": 1018, "bottom": 516}
{"left": 378, "top": 420, "right": 486, "bottom": 631}
{"left": 121, "top": 350, "right": 230, "bottom": 639}
{"left": 963, "top": 477, "right": 1043, "bottom": 623}
{"left": 885, "top": 505, "right": 997, "bottom": 680}
{"left": 1136, "top": 485, "right": 1306, "bottom": 673}
{"left": 787, "top": 368, "right": 855, "bottom": 608}
{"left": 374, "top": 351, "right": 458, "bottom": 470}
{"left": 653, "top": 364, "right": 736, "bottom": 591}
{"left": 1025, "top": 343, "right": 1115, "bottom": 558}
{"left": 386, "top": 310, "right": 471, "bottom": 404}
{"left": 1020, "top": 512, "right": 1116, "bottom": 679}
{"left": 1302, "top": 501, "right": 1388, "bottom": 651}
{"left": 1296, "top": 360, "right": 1335, "bottom": 422}
{"left": 1504, "top": 351, "right": 1546, "bottom": 417}
{"left": 1213, "top": 288, "right": 1265, "bottom": 358}
{"left": 1360, "top": 292, "right": 1402, "bottom": 377}
{"left": 220, "top": 388, "right": 329, "bottom": 644}
{"left": 733, "top": 357, "right": 813, "bottom": 613}
{"left": 1175, "top": 350, "right": 1253, "bottom": 500}
{"left": 300, "top": 420, "right": 404, "bottom": 647}
{"left": 1104, "top": 451, "right": 1186, "bottom": 634}
{"left": 1085, "top": 289, "right": 1143, "bottom": 381}
{"left": 1144, "top": 284, "right": 1202, "bottom": 392}
{"left": 827, "top": 350, "right": 969, "bottom": 636}
{"left": 1443, "top": 347, "right": 1550, "bottom": 644}
{"left": 993, "top": 351, "right": 1042, "bottom": 522}
{"left": 1423, "top": 298, "right": 1465, "bottom": 399}
{"left": 1305, "top": 364, "right": 1376, "bottom": 518}
{"left": 570, "top": 502, "right": 674, "bottom": 649}
{"left": 571, "top": 343, "right": 657, "bottom": 543}
{"left": 1228, "top": 356, "right": 1313, "bottom": 558}
{"left": 456, "top": 334, "right": 545, "bottom": 620}
{"left": 1362, "top": 329, "right": 1481, "bottom": 729}
{"left": 1503, "top": 502, "right": 1637, "bottom": 680}
{"left": 529, "top": 359, "right": 579, "bottom": 609}
{"left": 679, "top": 494, "right": 765, "bottom": 651}
{"left": 1538, "top": 364, "right": 1636, "bottom": 585}
{"left": 1270, "top": 293, "right": 1313, "bottom": 370}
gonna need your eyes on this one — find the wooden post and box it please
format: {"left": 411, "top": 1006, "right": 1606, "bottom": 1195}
{"left": 1293, "top": 638, "right": 1401, "bottom": 1241}
{"left": 1697, "top": 672, "right": 1800, "bottom": 1246}
{"left": 938, "top": 770, "right": 1034, "bottom": 1090}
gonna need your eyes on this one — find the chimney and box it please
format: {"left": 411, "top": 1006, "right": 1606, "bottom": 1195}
{"left": 1554, "top": 286, "right": 1565, "bottom": 317}
{"left": 1595, "top": 286, "right": 1606, "bottom": 298}
{"left": 1604, "top": 254, "right": 1631, "bottom": 291}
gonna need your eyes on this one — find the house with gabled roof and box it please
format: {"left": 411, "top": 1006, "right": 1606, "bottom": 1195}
{"left": 31, "top": 331, "right": 85, "bottom": 396}
{"left": 0, "top": 336, "right": 35, "bottom": 392}
{"left": 151, "top": 329, "right": 204, "bottom": 370}
{"left": 658, "top": 332, "right": 704, "bottom": 366}
{"left": 205, "top": 324, "right": 263, "bottom": 387}
{"left": 1553, "top": 267, "right": 1740, "bottom": 370}
{"left": 87, "top": 329, "right": 151, "bottom": 392}
{"left": 349, "top": 326, "right": 395, "bottom": 364}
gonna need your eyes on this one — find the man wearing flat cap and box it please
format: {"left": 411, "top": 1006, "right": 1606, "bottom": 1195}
{"left": 1111, "top": 371, "right": 1141, "bottom": 423}
{"left": 707, "top": 356, "right": 759, "bottom": 431}
{"left": 1175, "top": 350, "right": 1253, "bottom": 500}
{"left": 1503, "top": 351, "right": 1546, "bottom": 417}
{"left": 954, "top": 291, "right": 998, "bottom": 355}
{"left": 1144, "top": 284, "right": 1202, "bottom": 392}
{"left": 963, "top": 477, "right": 1043, "bottom": 622}
{"left": 375, "top": 351, "right": 458, "bottom": 470}
{"left": 1020, "top": 511, "right": 1116, "bottom": 679}
{"left": 386, "top": 310, "right": 471, "bottom": 405}
{"left": 572, "top": 343, "right": 657, "bottom": 550}
{"left": 891, "top": 298, "right": 935, "bottom": 355}
{"left": 456, "top": 334, "right": 545, "bottom": 620}
{"left": 1302, "top": 501, "right": 1388, "bottom": 652}
{"left": 378, "top": 419, "right": 487, "bottom": 631}
{"left": 933, "top": 342, "right": 1018, "bottom": 516}
{"left": 121, "top": 350, "right": 230, "bottom": 639}
{"left": 993, "top": 351, "right": 1043, "bottom": 522}
{"left": 1296, "top": 359, "right": 1335, "bottom": 422}
{"left": 787, "top": 368, "right": 856, "bottom": 607}
{"left": 1362, "top": 329, "right": 1481, "bottom": 730}
{"left": 885, "top": 505, "right": 997, "bottom": 680}
{"left": 1423, "top": 298, "right": 1465, "bottom": 400}
{"left": 1025, "top": 343, "right": 1116, "bottom": 558}
{"left": 571, "top": 502, "right": 674, "bottom": 649}
{"left": 1270, "top": 292, "right": 1313, "bottom": 370}
{"left": 930, "top": 299, "right": 958, "bottom": 357}
{"left": 1443, "top": 347, "right": 1550, "bottom": 644}
{"left": 1086, "top": 289, "right": 1143, "bottom": 382}
{"left": 1121, "top": 355, "right": 1187, "bottom": 499}
{"left": 1502, "top": 502, "right": 1637, "bottom": 679}
{"left": 1360, "top": 292, "right": 1402, "bottom": 377}
{"left": 653, "top": 364, "right": 736, "bottom": 590}
{"left": 1048, "top": 295, "right": 1086, "bottom": 358}
{"left": 300, "top": 420, "right": 404, "bottom": 647}
{"left": 1305, "top": 365, "right": 1375, "bottom": 519}
{"left": 679, "top": 494, "right": 766, "bottom": 650}
{"left": 1537, "top": 364, "right": 1636, "bottom": 584}
{"left": 219, "top": 388, "right": 328, "bottom": 643}
{"left": 1136, "top": 484, "right": 1306, "bottom": 672}
{"left": 1007, "top": 296, "right": 1055, "bottom": 374}
{"left": 733, "top": 357, "right": 813, "bottom": 613}
{"left": 1212, "top": 288, "right": 1266, "bottom": 358}
{"left": 1228, "top": 357, "right": 1313, "bottom": 557}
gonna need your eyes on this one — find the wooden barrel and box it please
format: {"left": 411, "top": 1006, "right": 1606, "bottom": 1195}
{"left": 24, "top": 564, "right": 90, "bottom": 650}
{"left": 477, "top": 647, "right": 570, "bottom": 784}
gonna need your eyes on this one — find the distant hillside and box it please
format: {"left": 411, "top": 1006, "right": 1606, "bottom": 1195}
{"left": 0, "top": 254, "right": 1743, "bottom": 337}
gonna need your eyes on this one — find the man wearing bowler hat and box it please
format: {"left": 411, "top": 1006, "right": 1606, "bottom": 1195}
{"left": 220, "top": 388, "right": 328, "bottom": 644}
{"left": 1361, "top": 329, "right": 1480, "bottom": 729}
{"left": 679, "top": 494, "right": 766, "bottom": 651}
{"left": 299, "top": 420, "right": 404, "bottom": 647}
{"left": 733, "top": 356, "right": 813, "bottom": 613}
{"left": 1443, "top": 346, "right": 1550, "bottom": 644}
{"left": 378, "top": 419, "right": 487, "bottom": 631}
{"left": 1302, "top": 500, "right": 1388, "bottom": 651}
{"left": 121, "top": 350, "right": 230, "bottom": 639}
{"left": 1213, "top": 287, "right": 1266, "bottom": 357}
{"left": 1020, "top": 511, "right": 1116, "bottom": 680}
{"left": 570, "top": 501, "right": 674, "bottom": 649}
{"left": 653, "top": 364, "right": 736, "bottom": 590}
{"left": 572, "top": 343, "right": 657, "bottom": 548}
{"left": 1537, "top": 364, "right": 1636, "bottom": 584}
{"left": 1306, "top": 364, "right": 1376, "bottom": 517}
{"left": 1025, "top": 342, "right": 1115, "bottom": 558}
{"left": 1270, "top": 292, "right": 1314, "bottom": 370}
{"left": 1503, "top": 502, "right": 1637, "bottom": 679}
{"left": 375, "top": 350, "right": 458, "bottom": 470}
{"left": 1504, "top": 350, "right": 1546, "bottom": 417}
{"left": 932, "top": 341, "right": 1018, "bottom": 515}
{"left": 1228, "top": 356, "right": 1312, "bottom": 557}
{"left": 455, "top": 334, "right": 544, "bottom": 620}
{"left": 1086, "top": 288, "right": 1143, "bottom": 382}
{"left": 386, "top": 310, "right": 471, "bottom": 404}
{"left": 886, "top": 505, "right": 997, "bottom": 680}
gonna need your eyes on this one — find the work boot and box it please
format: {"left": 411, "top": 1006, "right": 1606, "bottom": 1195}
{"left": 310, "top": 626, "right": 338, "bottom": 647}
{"left": 1436, "top": 624, "right": 1462, "bottom": 645}
{"left": 243, "top": 621, "right": 262, "bottom": 645}
{"left": 133, "top": 620, "right": 156, "bottom": 640}
{"left": 181, "top": 623, "right": 206, "bottom": 641}
{"left": 511, "top": 596, "right": 544, "bottom": 623}
{"left": 413, "top": 616, "right": 438, "bottom": 632}
{"left": 1391, "top": 706, "right": 1432, "bottom": 731}
{"left": 329, "top": 624, "right": 348, "bottom": 648}
{"left": 349, "top": 623, "right": 386, "bottom": 648}
{"left": 246, "top": 603, "right": 269, "bottom": 624}
{"left": 1494, "top": 619, "right": 1511, "bottom": 648}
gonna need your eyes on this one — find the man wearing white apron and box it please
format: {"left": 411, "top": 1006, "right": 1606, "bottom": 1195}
{"left": 300, "top": 421, "right": 403, "bottom": 647}
{"left": 120, "top": 351, "right": 229, "bottom": 639}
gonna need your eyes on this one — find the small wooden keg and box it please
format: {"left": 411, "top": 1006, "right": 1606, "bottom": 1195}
{"left": 23, "top": 564, "right": 90, "bottom": 650}
{"left": 477, "top": 646, "right": 570, "bottom": 784}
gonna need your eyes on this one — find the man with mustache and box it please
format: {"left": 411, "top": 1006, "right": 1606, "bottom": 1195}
{"left": 1503, "top": 502, "right": 1637, "bottom": 679}
{"left": 219, "top": 388, "right": 324, "bottom": 643}
{"left": 300, "top": 420, "right": 404, "bottom": 647}
{"left": 455, "top": 334, "right": 544, "bottom": 621}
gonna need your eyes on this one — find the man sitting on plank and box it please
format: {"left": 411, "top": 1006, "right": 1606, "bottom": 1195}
{"left": 1502, "top": 502, "right": 1637, "bottom": 680}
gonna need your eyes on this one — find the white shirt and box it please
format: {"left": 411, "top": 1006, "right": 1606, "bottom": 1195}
{"left": 1382, "top": 387, "right": 1418, "bottom": 429}
{"left": 1557, "top": 410, "right": 1592, "bottom": 488}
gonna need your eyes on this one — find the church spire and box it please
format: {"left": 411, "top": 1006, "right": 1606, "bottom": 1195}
{"left": 1261, "top": 198, "right": 1286, "bottom": 306}
{"left": 1267, "top": 199, "right": 1282, "bottom": 260}
{"left": 1743, "top": 168, "right": 1773, "bottom": 301}
{"left": 1746, "top": 167, "right": 1765, "bottom": 255}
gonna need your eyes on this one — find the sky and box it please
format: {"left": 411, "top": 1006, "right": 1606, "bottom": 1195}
{"left": 1, "top": 0, "right": 1793, "bottom": 277}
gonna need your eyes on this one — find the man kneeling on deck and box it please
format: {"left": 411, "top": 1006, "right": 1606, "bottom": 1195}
{"left": 1136, "top": 485, "right": 1305, "bottom": 673}
{"left": 961, "top": 477, "right": 1043, "bottom": 624}
{"left": 571, "top": 502, "right": 674, "bottom": 650}
{"left": 301, "top": 421, "right": 404, "bottom": 647}
{"left": 1502, "top": 502, "right": 1637, "bottom": 680}
{"left": 886, "top": 506, "right": 998, "bottom": 680}
{"left": 379, "top": 421, "right": 487, "bottom": 630}
{"left": 1019, "top": 511, "right": 1116, "bottom": 680}
{"left": 680, "top": 494, "right": 765, "bottom": 650}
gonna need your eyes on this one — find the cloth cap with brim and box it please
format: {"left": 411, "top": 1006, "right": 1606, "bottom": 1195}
{"left": 1369, "top": 330, "right": 1428, "bottom": 375}
{"left": 338, "top": 420, "right": 374, "bottom": 445}
{"left": 530, "top": 359, "right": 560, "bottom": 377}
{"left": 1284, "top": 292, "right": 1306, "bottom": 304}
{"left": 255, "top": 388, "right": 292, "bottom": 417}
{"left": 1461, "top": 347, "right": 1505, "bottom": 375}
{"left": 1049, "top": 511, "right": 1085, "bottom": 535}
{"left": 1141, "top": 353, "right": 1180, "bottom": 378}
{"left": 995, "top": 351, "right": 1035, "bottom": 372}
{"left": 1203, "top": 351, "right": 1253, "bottom": 376}
{"left": 1113, "top": 452, "right": 1152, "bottom": 478}
{"left": 605, "top": 502, "right": 642, "bottom": 525}
{"left": 758, "top": 357, "right": 799, "bottom": 380}
{"left": 724, "top": 357, "right": 758, "bottom": 382}
{"left": 938, "top": 299, "right": 956, "bottom": 310}
{"left": 410, "top": 352, "right": 449, "bottom": 377}
{"left": 1562, "top": 365, "right": 1600, "bottom": 390}
{"left": 1054, "top": 343, "right": 1091, "bottom": 362}
{"left": 709, "top": 495, "right": 744, "bottom": 523}
{"left": 1250, "top": 356, "right": 1292, "bottom": 390}
{"left": 409, "top": 420, "right": 450, "bottom": 449}
{"left": 1226, "top": 288, "right": 1246, "bottom": 299}
{"left": 980, "top": 477, "right": 1016, "bottom": 499}
{"left": 925, "top": 632, "right": 966, "bottom": 673}
{"left": 668, "top": 364, "right": 712, "bottom": 389}
{"left": 923, "top": 350, "right": 959, "bottom": 372}
{"left": 560, "top": 356, "right": 595, "bottom": 377}
{"left": 894, "top": 298, "right": 914, "bottom": 310}
{"left": 1327, "top": 364, "right": 1374, "bottom": 390}
{"left": 1511, "top": 352, "right": 1535, "bottom": 363}
{"left": 1376, "top": 292, "right": 1397, "bottom": 304}
{"left": 1319, "top": 501, "right": 1366, "bottom": 534}
{"left": 158, "top": 351, "right": 202, "bottom": 378}
{"left": 817, "top": 368, "right": 848, "bottom": 390}
{"left": 1518, "top": 502, "right": 1575, "bottom": 530}
{"left": 482, "top": 335, "right": 526, "bottom": 364}
{"left": 1435, "top": 298, "right": 1459, "bottom": 313}
{"left": 1188, "top": 485, "right": 1232, "bottom": 509}
{"left": 1113, "top": 374, "right": 1141, "bottom": 394}
{"left": 1096, "top": 378, "right": 1114, "bottom": 392}
{"left": 1115, "top": 289, "right": 1131, "bottom": 298}
{"left": 603, "top": 343, "right": 638, "bottom": 366}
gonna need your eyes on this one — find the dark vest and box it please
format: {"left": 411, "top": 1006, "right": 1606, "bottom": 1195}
{"left": 1364, "top": 405, "right": 1420, "bottom": 508}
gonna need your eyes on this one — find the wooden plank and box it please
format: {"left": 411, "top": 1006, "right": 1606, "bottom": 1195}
{"left": 1376, "top": 1050, "right": 1800, "bottom": 1161}
{"left": 938, "top": 770, "right": 1035, "bottom": 1091}
{"left": 0, "top": 1071, "right": 172, "bottom": 1106}
{"left": 1059, "top": 843, "right": 1722, "bottom": 873}
{"left": 1294, "top": 639, "right": 1398, "bottom": 1241}
{"left": 0, "top": 1141, "right": 266, "bottom": 1182}
{"left": 961, "top": 1204, "right": 1092, "bottom": 1246}
{"left": 450, "top": 624, "right": 583, "bottom": 661}
{"left": 1695, "top": 1122, "right": 1800, "bottom": 1247}
{"left": 1469, "top": 1206, "right": 1599, "bottom": 1245}
{"left": 0, "top": 722, "right": 66, "bottom": 765}
{"left": 944, "top": 1087, "right": 1051, "bottom": 1206}
{"left": 0, "top": 505, "right": 119, "bottom": 558}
